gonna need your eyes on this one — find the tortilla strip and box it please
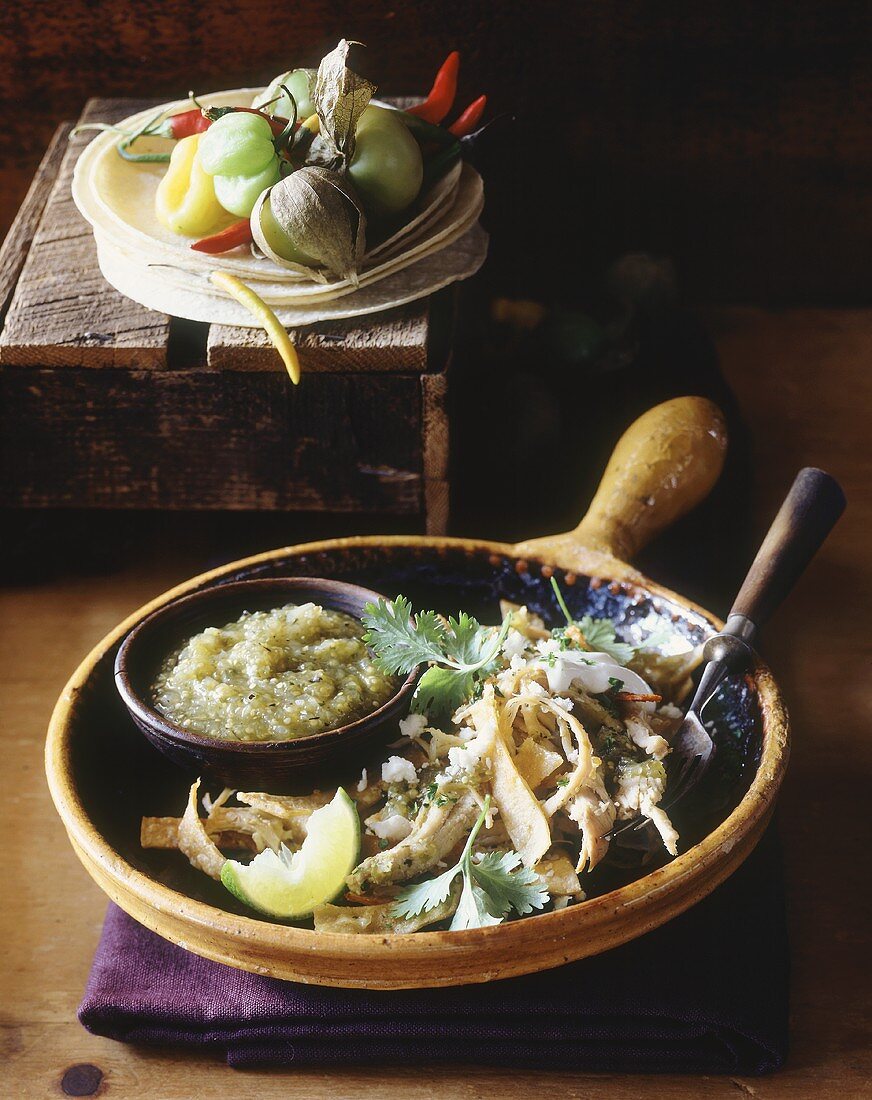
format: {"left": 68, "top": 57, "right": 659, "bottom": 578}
{"left": 505, "top": 696, "right": 595, "bottom": 818}
{"left": 140, "top": 817, "right": 182, "bottom": 848}
{"left": 534, "top": 852, "right": 583, "bottom": 897}
{"left": 177, "top": 779, "right": 226, "bottom": 881}
{"left": 142, "top": 803, "right": 288, "bottom": 850}
{"left": 476, "top": 690, "right": 551, "bottom": 868}
{"left": 514, "top": 738, "right": 564, "bottom": 790}
{"left": 313, "top": 887, "right": 459, "bottom": 934}
{"left": 235, "top": 790, "right": 333, "bottom": 842}
{"left": 498, "top": 601, "right": 549, "bottom": 640}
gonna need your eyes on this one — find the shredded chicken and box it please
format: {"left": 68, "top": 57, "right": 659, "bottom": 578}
{"left": 624, "top": 711, "right": 671, "bottom": 761}
{"left": 346, "top": 790, "right": 480, "bottom": 894}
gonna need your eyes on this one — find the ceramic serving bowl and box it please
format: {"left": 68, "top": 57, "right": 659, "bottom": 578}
{"left": 45, "top": 397, "right": 790, "bottom": 989}
{"left": 114, "top": 577, "right": 419, "bottom": 788}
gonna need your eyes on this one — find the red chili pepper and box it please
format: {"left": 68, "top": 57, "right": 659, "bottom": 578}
{"left": 407, "top": 51, "right": 460, "bottom": 124}
{"left": 190, "top": 220, "right": 253, "bottom": 254}
{"left": 154, "top": 108, "right": 211, "bottom": 140}
{"left": 448, "top": 94, "right": 487, "bottom": 138}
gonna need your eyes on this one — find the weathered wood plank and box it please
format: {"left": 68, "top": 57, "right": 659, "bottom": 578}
{"left": 207, "top": 302, "right": 430, "bottom": 374}
{"left": 0, "top": 368, "right": 423, "bottom": 511}
{"left": 0, "top": 99, "right": 172, "bottom": 369}
{"left": 0, "top": 122, "right": 73, "bottom": 326}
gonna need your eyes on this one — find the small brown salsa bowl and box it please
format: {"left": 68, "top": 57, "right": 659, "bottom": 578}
{"left": 114, "top": 577, "right": 418, "bottom": 788}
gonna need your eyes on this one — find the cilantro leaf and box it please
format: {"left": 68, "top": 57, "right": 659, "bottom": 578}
{"left": 548, "top": 578, "right": 636, "bottom": 664}
{"left": 392, "top": 797, "right": 548, "bottom": 931}
{"left": 362, "top": 595, "right": 511, "bottom": 723}
{"left": 362, "top": 597, "right": 446, "bottom": 673}
{"left": 471, "top": 850, "right": 550, "bottom": 917}
{"left": 451, "top": 875, "right": 503, "bottom": 930}
{"left": 412, "top": 665, "right": 476, "bottom": 726}
{"left": 443, "top": 611, "right": 490, "bottom": 666}
{"left": 391, "top": 863, "right": 459, "bottom": 919}
{"left": 576, "top": 616, "right": 635, "bottom": 664}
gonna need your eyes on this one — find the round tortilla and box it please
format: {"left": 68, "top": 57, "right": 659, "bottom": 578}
{"left": 94, "top": 222, "right": 488, "bottom": 327}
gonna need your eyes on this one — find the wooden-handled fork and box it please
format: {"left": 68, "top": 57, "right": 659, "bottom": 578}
{"left": 611, "top": 466, "right": 846, "bottom": 841}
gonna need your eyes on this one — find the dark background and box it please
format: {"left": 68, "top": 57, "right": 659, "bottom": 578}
{"left": 1, "top": 0, "right": 869, "bottom": 304}
{"left": 0, "top": 0, "right": 868, "bottom": 607}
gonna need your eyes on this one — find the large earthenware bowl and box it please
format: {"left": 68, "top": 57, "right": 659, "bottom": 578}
{"left": 45, "top": 396, "right": 789, "bottom": 989}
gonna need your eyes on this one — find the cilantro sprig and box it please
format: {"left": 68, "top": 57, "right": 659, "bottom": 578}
{"left": 362, "top": 596, "right": 511, "bottom": 724}
{"left": 392, "top": 796, "right": 548, "bottom": 930}
{"left": 549, "top": 577, "right": 637, "bottom": 665}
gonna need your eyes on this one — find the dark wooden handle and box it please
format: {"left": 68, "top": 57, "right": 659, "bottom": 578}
{"left": 730, "top": 467, "right": 846, "bottom": 628}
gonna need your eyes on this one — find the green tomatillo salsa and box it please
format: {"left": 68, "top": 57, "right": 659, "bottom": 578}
{"left": 152, "top": 602, "right": 397, "bottom": 742}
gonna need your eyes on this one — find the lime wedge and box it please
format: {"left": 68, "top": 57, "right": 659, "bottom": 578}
{"left": 221, "top": 787, "right": 360, "bottom": 919}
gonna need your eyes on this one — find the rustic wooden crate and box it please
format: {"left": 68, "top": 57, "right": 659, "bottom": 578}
{"left": 0, "top": 99, "right": 452, "bottom": 533}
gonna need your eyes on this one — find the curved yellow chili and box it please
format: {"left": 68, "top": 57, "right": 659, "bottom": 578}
{"left": 208, "top": 271, "right": 301, "bottom": 385}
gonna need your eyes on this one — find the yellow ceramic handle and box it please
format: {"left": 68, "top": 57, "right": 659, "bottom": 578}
{"left": 514, "top": 396, "right": 728, "bottom": 569}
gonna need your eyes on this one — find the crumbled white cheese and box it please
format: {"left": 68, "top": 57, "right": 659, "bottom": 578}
{"left": 502, "top": 629, "right": 528, "bottom": 660}
{"left": 553, "top": 696, "right": 574, "bottom": 711}
{"left": 381, "top": 756, "right": 417, "bottom": 785}
{"left": 448, "top": 743, "right": 482, "bottom": 772}
{"left": 658, "top": 703, "right": 683, "bottom": 719}
{"left": 509, "top": 654, "right": 527, "bottom": 672}
{"left": 367, "top": 814, "right": 413, "bottom": 842}
{"left": 356, "top": 768, "right": 368, "bottom": 792}
{"left": 399, "top": 713, "right": 428, "bottom": 740}
{"left": 536, "top": 638, "right": 561, "bottom": 657}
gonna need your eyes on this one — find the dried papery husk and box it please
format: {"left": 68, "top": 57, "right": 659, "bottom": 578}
{"left": 251, "top": 167, "right": 367, "bottom": 284}
{"left": 313, "top": 39, "right": 376, "bottom": 167}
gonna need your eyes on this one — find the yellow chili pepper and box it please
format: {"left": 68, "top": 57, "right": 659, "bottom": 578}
{"left": 155, "top": 134, "right": 226, "bottom": 237}
{"left": 209, "top": 271, "right": 301, "bottom": 385}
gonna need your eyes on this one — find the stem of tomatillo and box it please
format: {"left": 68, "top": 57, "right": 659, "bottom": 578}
{"left": 273, "top": 86, "right": 298, "bottom": 157}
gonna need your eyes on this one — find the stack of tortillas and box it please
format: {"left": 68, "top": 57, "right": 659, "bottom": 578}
{"left": 72, "top": 91, "right": 488, "bottom": 327}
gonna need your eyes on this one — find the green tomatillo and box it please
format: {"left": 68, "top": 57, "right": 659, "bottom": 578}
{"left": 348, "top": 105, "right": 423, "bottom": 219}
{"left": 253, "top": 69, "right": 316, "bottom": 123}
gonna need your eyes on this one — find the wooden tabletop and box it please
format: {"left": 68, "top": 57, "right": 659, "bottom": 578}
{"left": 3, "top": 307, "right": 870, "bottom": 1098}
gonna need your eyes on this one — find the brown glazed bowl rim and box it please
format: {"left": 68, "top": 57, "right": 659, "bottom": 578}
{"left": 113, "top": 576, "right": 419, "bottom": 761}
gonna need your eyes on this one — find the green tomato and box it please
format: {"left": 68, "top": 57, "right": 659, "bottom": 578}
{"left": 348, "top": 105, "right": 423, "bottom": 218}
{"left": 214, "top": 157, "right": 281, "bottom": 217}
{"left": 253, "top": 69, "right": 316, "bottom": 122}
{"left": 258, "top": 192, "right": 320, "bottom": 267}
{"left": 199, "top": 112, "right": 276, "bottom": 177}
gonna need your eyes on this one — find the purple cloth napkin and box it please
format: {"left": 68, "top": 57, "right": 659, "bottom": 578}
{"left": 79, "top": 827, "right": 787, "bottom": 1073}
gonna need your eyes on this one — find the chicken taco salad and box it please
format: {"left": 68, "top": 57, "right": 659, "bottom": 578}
{"left": 142, "top": 579, "right": 703, "bottom": 933}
